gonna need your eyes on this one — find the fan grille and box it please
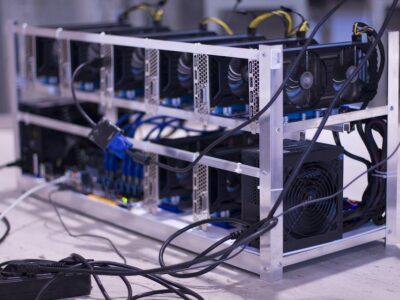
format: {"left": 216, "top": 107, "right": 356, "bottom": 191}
{"left": 284, "top": 163, "right": 338, "bottom": 239}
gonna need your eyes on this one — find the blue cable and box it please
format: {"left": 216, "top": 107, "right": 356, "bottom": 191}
{"left": 145, "top": 118, "right": 181, "bottom": 141}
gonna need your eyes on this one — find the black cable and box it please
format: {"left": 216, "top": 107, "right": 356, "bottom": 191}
{"left": 332, "top": 131, "right": 371, "bottom": 167}
{"left": 0, "top": 159, "right": 22, "bottom": 170}
{"left": 0, "top": 215, "right": 10, "bottom": 244}
{"left": 48, "top": 190, "right": 200, "bottom": 299}
{"left": 266, "top": 0, "right": 398, "bottom": 220}
{"left": 3, "top": 137, "right": 399, "bottom": 300}
{"left": 71, "top": 59, "right": 105, "bottom": 128}
{"left": 86, "top": 260, "right": 203, "bottom": 300}
{"left": 275, "top": 140, "right": 399, "bottom": 220}
{"left": 159, "top": 219, "right": 249, "bottom": 278}
{"left": 34, "top": 136, "right": 400, "bottom": 279}
{"left": 48, "top": 189, "right": 127, "bottom": 264}
{"left": 68, "top": 1, "right": 347, "bottom": 174}
{"left": 9, "top": 0, "right": 396, "bottom": 292}
{"left": 127, "top": 0, "right": 348, "bottom": 173}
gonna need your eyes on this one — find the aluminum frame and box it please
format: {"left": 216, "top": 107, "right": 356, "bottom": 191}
{"left": 9, "top": 23, "right": 400, "bottom": 281}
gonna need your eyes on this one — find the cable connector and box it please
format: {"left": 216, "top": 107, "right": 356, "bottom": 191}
{"left": 88, "top": 118, "right": 132, "bottom": 159}
{"left": 126, "top": 149, "right": 152, "bottom": 165}
{"left": 229, "top": 230, "right": 245, "bottom": 240}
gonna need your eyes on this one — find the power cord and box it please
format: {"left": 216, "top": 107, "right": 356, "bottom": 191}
{"left": 0, "top": 159, "right": 22, "bottom": 170}
{"left": 48, "top": 189, "right": 127, "bottom": 264}
{"left": 0, "top": 215, "right": 10, "bottom": 245}
{"left": 46, "top": 188, "right": 203, "bottom": 300}
{"left": 18, "top": 0, "right": 396, "bottom": 298}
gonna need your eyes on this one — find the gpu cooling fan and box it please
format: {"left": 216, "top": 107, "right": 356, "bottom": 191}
{"left": 177, "top": 52, "right": 193, "bottom": 92}
{"left": 131, "top": 48, "right": 146, "bottom": 82}
{"left": 285, "top": 52, "right": 325, "bottom": 109}
{"left": 227, "top": 58, "right": 248, "bottom": 100}
{"left": 37, "top": 38, "right": 59, "bottom": 82}
{"left": 332, "top": 47, "right": 366, "bottom": 103}
{"left": 73, "top": 42, "right": 101, "bottom": 85}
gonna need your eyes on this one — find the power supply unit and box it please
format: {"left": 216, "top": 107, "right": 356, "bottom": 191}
{"left": 241, "top": 140, "right": 344, "bottom": 252}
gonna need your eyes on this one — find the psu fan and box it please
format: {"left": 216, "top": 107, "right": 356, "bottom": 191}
{"left": 241, "top": 140, "right": 343, "bottom": 252}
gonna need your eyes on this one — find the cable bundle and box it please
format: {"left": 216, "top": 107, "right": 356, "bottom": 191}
{"left": 334, "top": 117, "right": 387, "bottom": 230}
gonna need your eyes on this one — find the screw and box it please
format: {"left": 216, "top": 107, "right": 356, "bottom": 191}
{"left": 390, "top": 106, "right": 394, "bottom": 111}
{"left": 262, "top": 53, "right": 267, "bottom": 58}
{"left": 388, "top": 229, "right": 392, "bottom": 235}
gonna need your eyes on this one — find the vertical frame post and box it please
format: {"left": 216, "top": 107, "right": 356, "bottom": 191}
{"left": 258, "top": 45, "right": 284, "bottom": 282}
{"left": 386, "top": 31, "right": 400, "bottom": 246}
{"left": 6, "top": 21, "right": 22, "bottom": 179}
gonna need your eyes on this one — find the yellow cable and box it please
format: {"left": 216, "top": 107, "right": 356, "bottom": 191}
{"left": 298, "top": 20, "right": 309, "bottom": 33}
{"left": 353, "top": 22, "right": 361, "bottom": 35}
{"left": 248, "top": 10, "right": 294, "bottom": 36}
{"left": 274, "top": 9, "right": 293, "bottom": 35}
{"left": 248, "top": 12, "right": 275, "bottom": 29}
{"left": 128, "top": 3, "right": 152, "bottom": 14}
{"left": 153, "top": 8, "right": 164, "bottom": 22}
{"left": 201, "top": 17, "right": 234, "bottom": 35}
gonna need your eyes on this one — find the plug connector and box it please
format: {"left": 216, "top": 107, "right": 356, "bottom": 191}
{"left": 88, "top": 118, "right": 132, "bottom": 159}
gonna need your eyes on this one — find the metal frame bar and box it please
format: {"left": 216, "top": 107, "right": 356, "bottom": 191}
{"left": 16, "top": 24, "right": 259, "bottom": 60}
{"left": 9, "top": 22, "right": 400, "bottom": 281}
{"left": 258, "top": 45, "right": 284, "bottom": 281}
{"left": 386, "top": 31, "right": 400, "bottom": 246}
{"left": 16, "top": 112, "right": 260, "bottom": 178}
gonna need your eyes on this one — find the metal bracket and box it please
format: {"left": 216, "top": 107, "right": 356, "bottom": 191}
{"left": 100, "top": 43, "right": 114, "bottom": 109}
{"left": 248, "top": 59, "right": 260, "bottom": 134}
{"left": 193, "top": 164, "right": 210, "bottom": 230}
{"left": 193, "top": 54, "right": 210, "bottom": 125}
{"left": 143, "top": 153, "right": 159, "bottom": 213}
{"left": 144, "top": 49, "right": 160, "bottom": 115}
{"left": 20, "top": 24, "right": 36, "bottom": 92}
{"left": 58, "top": 35, "right": 71, "bottom": 97}
{"left": 325, "top": 122, "right": 352, "bottom": 133}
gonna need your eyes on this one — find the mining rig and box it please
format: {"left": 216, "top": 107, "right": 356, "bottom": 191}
{"left": 8, "top": 18, "right": 400, "bottom": 282}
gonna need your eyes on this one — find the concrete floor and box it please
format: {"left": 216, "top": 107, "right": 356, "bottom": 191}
{"left": 1, "top": 126, "right": 400, "bottom": 299}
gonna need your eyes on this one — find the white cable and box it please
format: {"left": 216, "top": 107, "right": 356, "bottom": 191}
{"left": 0, "top": 176, "right": 68, "bottom": 222}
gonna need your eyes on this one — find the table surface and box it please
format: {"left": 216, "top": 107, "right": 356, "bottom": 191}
{"left": 0, "top": 190, "right": 400, "bottom": 300}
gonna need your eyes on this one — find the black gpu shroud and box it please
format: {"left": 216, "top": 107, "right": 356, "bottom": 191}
{"left": 210, "top": 39, "right": 378, "bottom": 114}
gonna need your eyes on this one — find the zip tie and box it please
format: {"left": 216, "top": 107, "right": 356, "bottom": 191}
{"left": 235, "top": 163, "right": 242, "bottom": 174}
